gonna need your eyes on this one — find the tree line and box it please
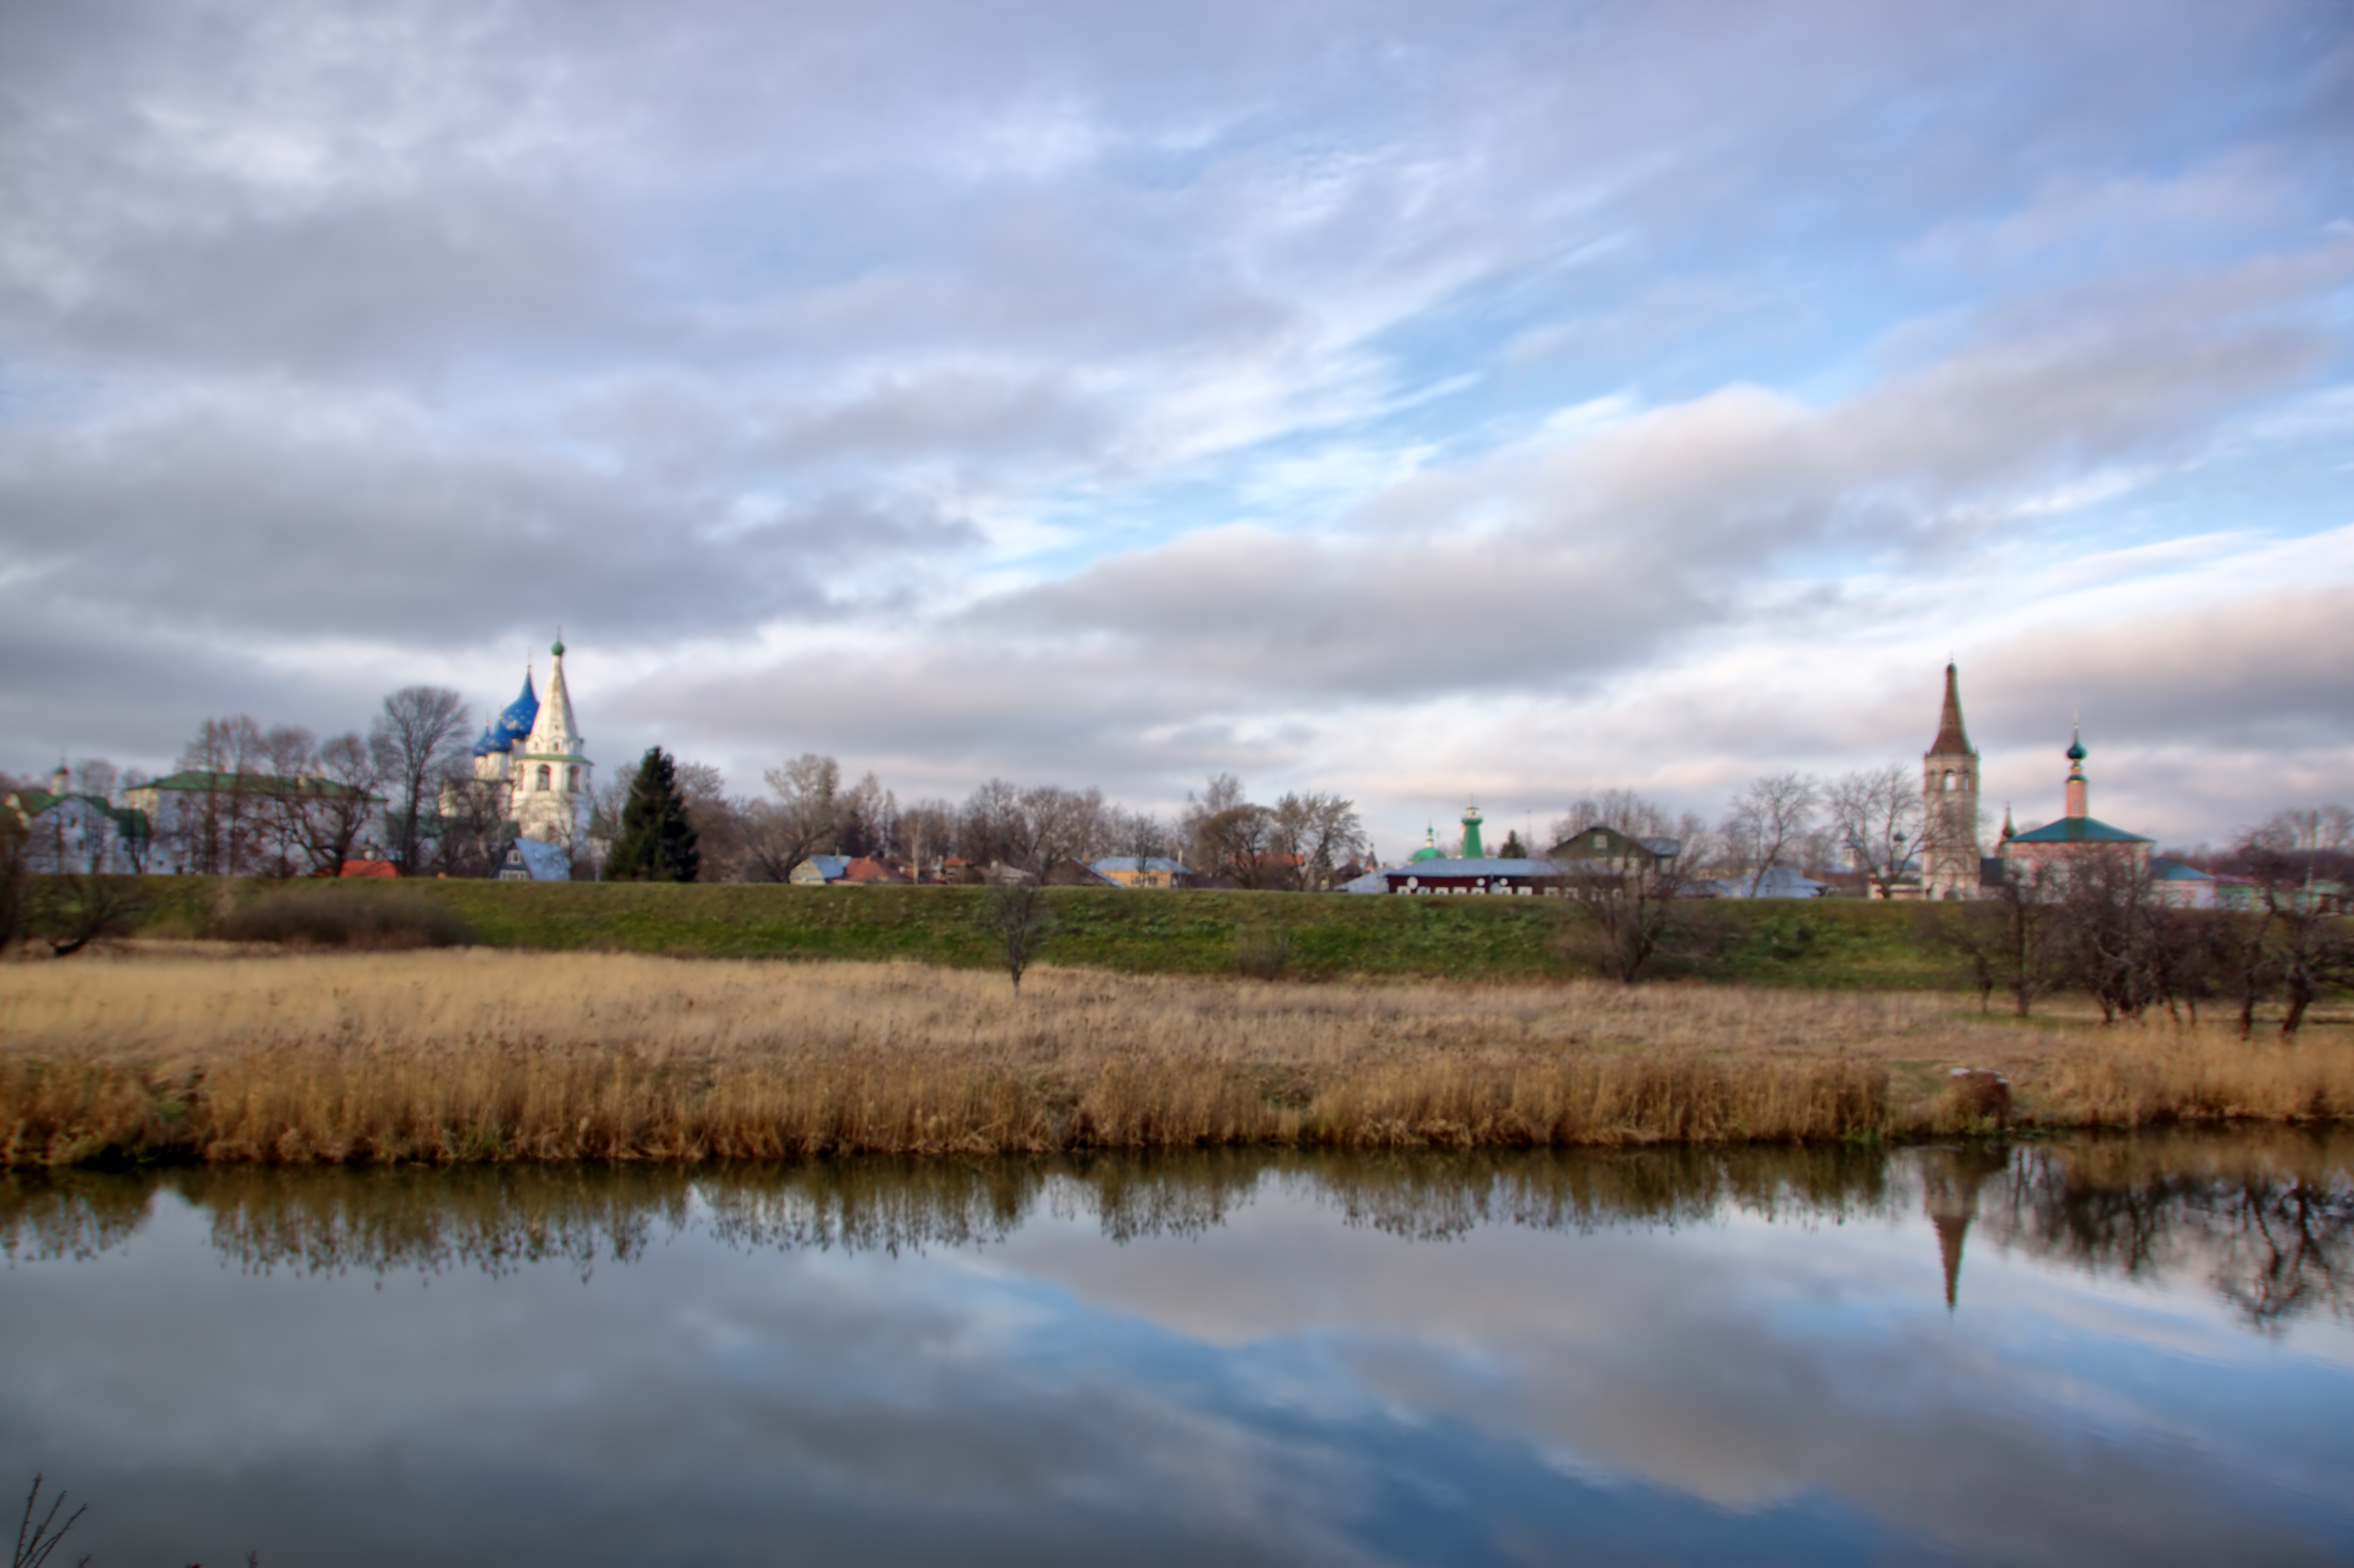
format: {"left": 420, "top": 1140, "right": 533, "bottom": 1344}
{"left": 601, "top": 752, "right": 1370, "bottom": 891}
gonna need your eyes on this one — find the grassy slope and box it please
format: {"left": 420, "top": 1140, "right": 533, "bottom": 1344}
{"left": 103, "top": 876, "right": 1954, "bottom": 987}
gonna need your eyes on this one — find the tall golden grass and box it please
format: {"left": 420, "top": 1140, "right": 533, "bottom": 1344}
{"left": 2, "top": 950, "right": 2349, "bottom": 1165}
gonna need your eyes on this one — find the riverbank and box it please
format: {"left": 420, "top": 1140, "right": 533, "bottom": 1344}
{"left": 4, "top": 951, "right": 2348, "bottom": 1166}
{"left": 56, "top": 874, "right": 1956, "bottom": 985}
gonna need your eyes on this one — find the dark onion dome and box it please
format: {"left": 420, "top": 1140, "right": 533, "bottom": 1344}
{"left": 2066, "top": 725, "right": 2086, "bottom": 764}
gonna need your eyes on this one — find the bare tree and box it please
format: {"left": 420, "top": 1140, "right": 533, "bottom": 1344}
{"left": 172, "top": 715, "right": 266, "bottom": 874}
{"left": 666, "top": 761, "right": 753, "bottom": 882}
{"left": 1721, "top": 773, "right": 1821, "bottom": 897}
{"left": 0, "top": 808, "right": 27, "bottom": 952}
{"left": 2237, "top": 835, "right": 2353, "bottom": 1038}
{"left": 1019, "top": 784, "right": 1108, "bottom": 878}
{"left": 1198, "top": 803, "right": 1282, "bottom": 888}
{"left": 1827, "top": 763, "right": 1928, "bottom": 899}
{"left": 1270, "top": 791, "right": 1365, "bottom": 892}
{"left": 1110, "top": 808, "right": 1173, "bottom": 882}
{"left": 746, "top": 753, "right": 843, "bottom": 882}
{"left": 1548, "top": 789, "right": 1676, "bottom": 849}
{"left": 252, "top": 724, "right": 318, "bottom": 876}
{"left": 291, "top": 732, "right": 386, "bottom": 875}
{"left": 835, "top": 771, "right": 899, "bottom": 859}
{"left": 1544, "top": 846, "right": 1697, "bottom": 984}
{"left": 980, "top": 881, "right": 1055, "bottom": 997}
{"left": 369, "top": 687, "right": 468, "bottom": 877}
{"left": 434, "top": 771, "right": 511, "bottom": 878}
{"left": 894, "top": 796, "right": 956, "bottom": 882}
{"left": 1923, "top": 862, "right": 2067, "bottom": 1017}
{"left": 2251, "top": 805, "right": 2354, "bottom": 855}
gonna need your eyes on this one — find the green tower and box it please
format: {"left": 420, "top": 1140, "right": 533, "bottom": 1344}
{"left": 1460, "top": 801, "right": 1485, "bottom": 860}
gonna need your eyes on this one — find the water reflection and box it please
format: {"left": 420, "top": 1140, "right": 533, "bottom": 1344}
{"left": 2, "top": 1135, "right": 2351, "bottom": 1567}
{"left": 6, "top": 1135, "right": 2350, "bottom": 1331}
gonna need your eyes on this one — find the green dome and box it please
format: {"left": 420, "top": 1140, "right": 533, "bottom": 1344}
{"left": 2065, "top": 725, "right": 2085, "bottom": 763}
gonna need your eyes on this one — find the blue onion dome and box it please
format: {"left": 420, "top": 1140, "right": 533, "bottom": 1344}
{"left": 496, "top": 671, "right": 540, "bottom": 744}
{"left": 2066, "top": 726, "right": 2086, "bottom": 764}
{"left": 470, "top": 723, "right": 508, "bottom": 758}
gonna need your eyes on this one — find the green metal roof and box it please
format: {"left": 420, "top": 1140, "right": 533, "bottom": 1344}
{"left": 8, "top": 788, "right": 150, "bottom": 838}
{"left": 2005, "top": 814, "right": 2150, "bottom": 845}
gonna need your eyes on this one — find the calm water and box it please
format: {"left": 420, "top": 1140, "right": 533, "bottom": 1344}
{"left": 4, "top": 1136, "right": 2352, "bottom": 1567}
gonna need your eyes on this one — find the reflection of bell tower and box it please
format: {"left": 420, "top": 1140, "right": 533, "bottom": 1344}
{"left": 1920, "top": 1147, "right": 2007, "bottom": 1311}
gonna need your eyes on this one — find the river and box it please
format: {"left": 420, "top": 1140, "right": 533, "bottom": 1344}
{"left": 4, "top": 1133, "right": 2351, "bottom": 1565}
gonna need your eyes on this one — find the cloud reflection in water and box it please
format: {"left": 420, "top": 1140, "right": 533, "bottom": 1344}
{"left": 1, "top": 1138, "right": 2349, "bottom": 1566}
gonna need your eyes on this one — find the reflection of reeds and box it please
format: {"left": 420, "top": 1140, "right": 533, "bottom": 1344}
{"left": 2, "top": 952, "right": 2351, "bottom": 1165}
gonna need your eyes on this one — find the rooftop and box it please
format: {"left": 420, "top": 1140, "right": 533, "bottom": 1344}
{"left": 2006, "top": 814, "right": 2151, "bottom": 846}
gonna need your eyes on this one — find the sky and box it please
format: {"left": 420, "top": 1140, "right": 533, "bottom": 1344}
{"left": 2, "top": 0, "right": 2350, "bottom": 852}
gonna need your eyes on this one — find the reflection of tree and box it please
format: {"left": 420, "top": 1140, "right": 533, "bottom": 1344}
{"left": 0, "top": 1171, "right": 154, "bottom": 1262}
{"left": 2202, "top": 1178, "right": 2349, "bottom": 1330}
{"left": 1983, "top": 1133, "right": 2354, "bottom": 1334}
{"left": 10, "top": 1139, "right": 2348, "bottom": 1336}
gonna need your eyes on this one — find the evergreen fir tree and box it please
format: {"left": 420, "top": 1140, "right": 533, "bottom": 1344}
{"left": 603, "top": 746, "right": 700, "bottom": 882}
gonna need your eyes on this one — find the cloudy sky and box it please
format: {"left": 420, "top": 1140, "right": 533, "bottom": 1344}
{"left": 3, "top": 0, "right": 2350, "bottom": 849}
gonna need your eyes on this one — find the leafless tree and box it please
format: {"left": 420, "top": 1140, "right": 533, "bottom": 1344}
{"left": 2052, "top": 848, "right": 2170, "bottom": 1023}
{"left": 1110, "top": 808, "right": 1173, "bottom": 881}
{"left": 1922, "top": 861, "right": 2068, "bottom": 1017}
{"left": 11, "top": 1473, "right": 87, "bottom": 1568}
{"left": 434, "top": 771, "right": 512, "bottom": 878}
{"left": 1548, "top": 789, "right": 1676, "bottom": 849}
{"left": 746, "top": 753, "right": 843, "bottom": 882}
{"left": 2251, "top": 804, "right": 2354, "bottom": 855}
{"left": 0, "top": 809, "right": 27, "bottom": 952}
{"left": 1197, "top": 803, "right": 1282, "bottom": 888}
{"left": 1270, "top": 791, "right": 1365, "bottom": 892}
{"left": 665, "top": 761, "right": 752, "bottom": 882}
{"left": 836, "top": 771, "right": 899, "bottom": 859}
{"left": 1544, "top": 845, "right": 1697, "bottom": 984}
{"left": 369, "top": 687, "right": 468, "bottom": 877}
{"left": 32, "top": 871, "right": 146, "bottom": 957}
{"left": 1181, "top": 773, "right": 1249, "bottom": 857}
{"left": 250, "top": 724, "right": 319, "bottom": 876}
{"left": 172, "top": 715, "right": 267, "bottom": 874}
{"left": 1721, "top": 772, "right": 1821, "bottom": 896}
{"left": 2236, "top": 836, "right": 2353, "bottom": 1038}
{"left": 290, "top": 732, "right": 386, "bottom": 875}
{"left": 980, "top": 882, "right": 1055, "bottom": 997}
{"left": 1018, "top": 784, "right": 1108, "bottom": 877}
{"left": 114, "top": 767, "right": 153, "bottom": 873}
{"left": 894, "top": 796, "right": 956, "bottom": 882}
{"left": 1828, "top": 763, "right": 1928, "bottom": 899}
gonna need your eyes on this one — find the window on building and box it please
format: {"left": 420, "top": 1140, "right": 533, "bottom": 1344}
{"left": 567, "top": 766, "right": 580, "bottom": 791}
{"left": 536, "top": 765, "right": 551, "bottom": 790}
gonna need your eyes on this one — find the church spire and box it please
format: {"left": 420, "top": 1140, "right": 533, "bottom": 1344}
{"left": 1928, "top": 662, "right": 1973, "bottom": 756}
{"left": 2064, "top": 724, "right": 2089, "bottom": 819}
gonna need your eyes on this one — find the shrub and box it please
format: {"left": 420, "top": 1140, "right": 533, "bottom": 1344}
{"left": 216, "top": 888, "right": 478, "bottom": 949}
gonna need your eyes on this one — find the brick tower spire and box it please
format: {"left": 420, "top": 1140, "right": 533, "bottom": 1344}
{"left": 1920, "top": 662, "right": 1983, "bottom": 900}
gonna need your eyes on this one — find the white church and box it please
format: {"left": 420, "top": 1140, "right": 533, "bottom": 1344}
{"left": 469, "top": 635, "right": 592, "bottom": 879}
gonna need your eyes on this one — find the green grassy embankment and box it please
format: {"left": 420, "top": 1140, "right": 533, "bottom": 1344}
{"left": 82, "top": 875, "right": 1953, "bottom": 987}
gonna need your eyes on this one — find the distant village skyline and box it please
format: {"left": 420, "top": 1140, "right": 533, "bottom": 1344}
{"left": 2, "top": 2, "right": 2347, "bottom": 849}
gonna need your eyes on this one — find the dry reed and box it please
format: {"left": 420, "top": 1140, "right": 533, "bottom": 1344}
{"left": 2, "top": 950, "right": 2349, "bottom": 1165}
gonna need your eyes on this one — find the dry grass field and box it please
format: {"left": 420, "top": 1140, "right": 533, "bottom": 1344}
{"left": 2, "top": 948, "right": 2349, "bottom": 1165}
